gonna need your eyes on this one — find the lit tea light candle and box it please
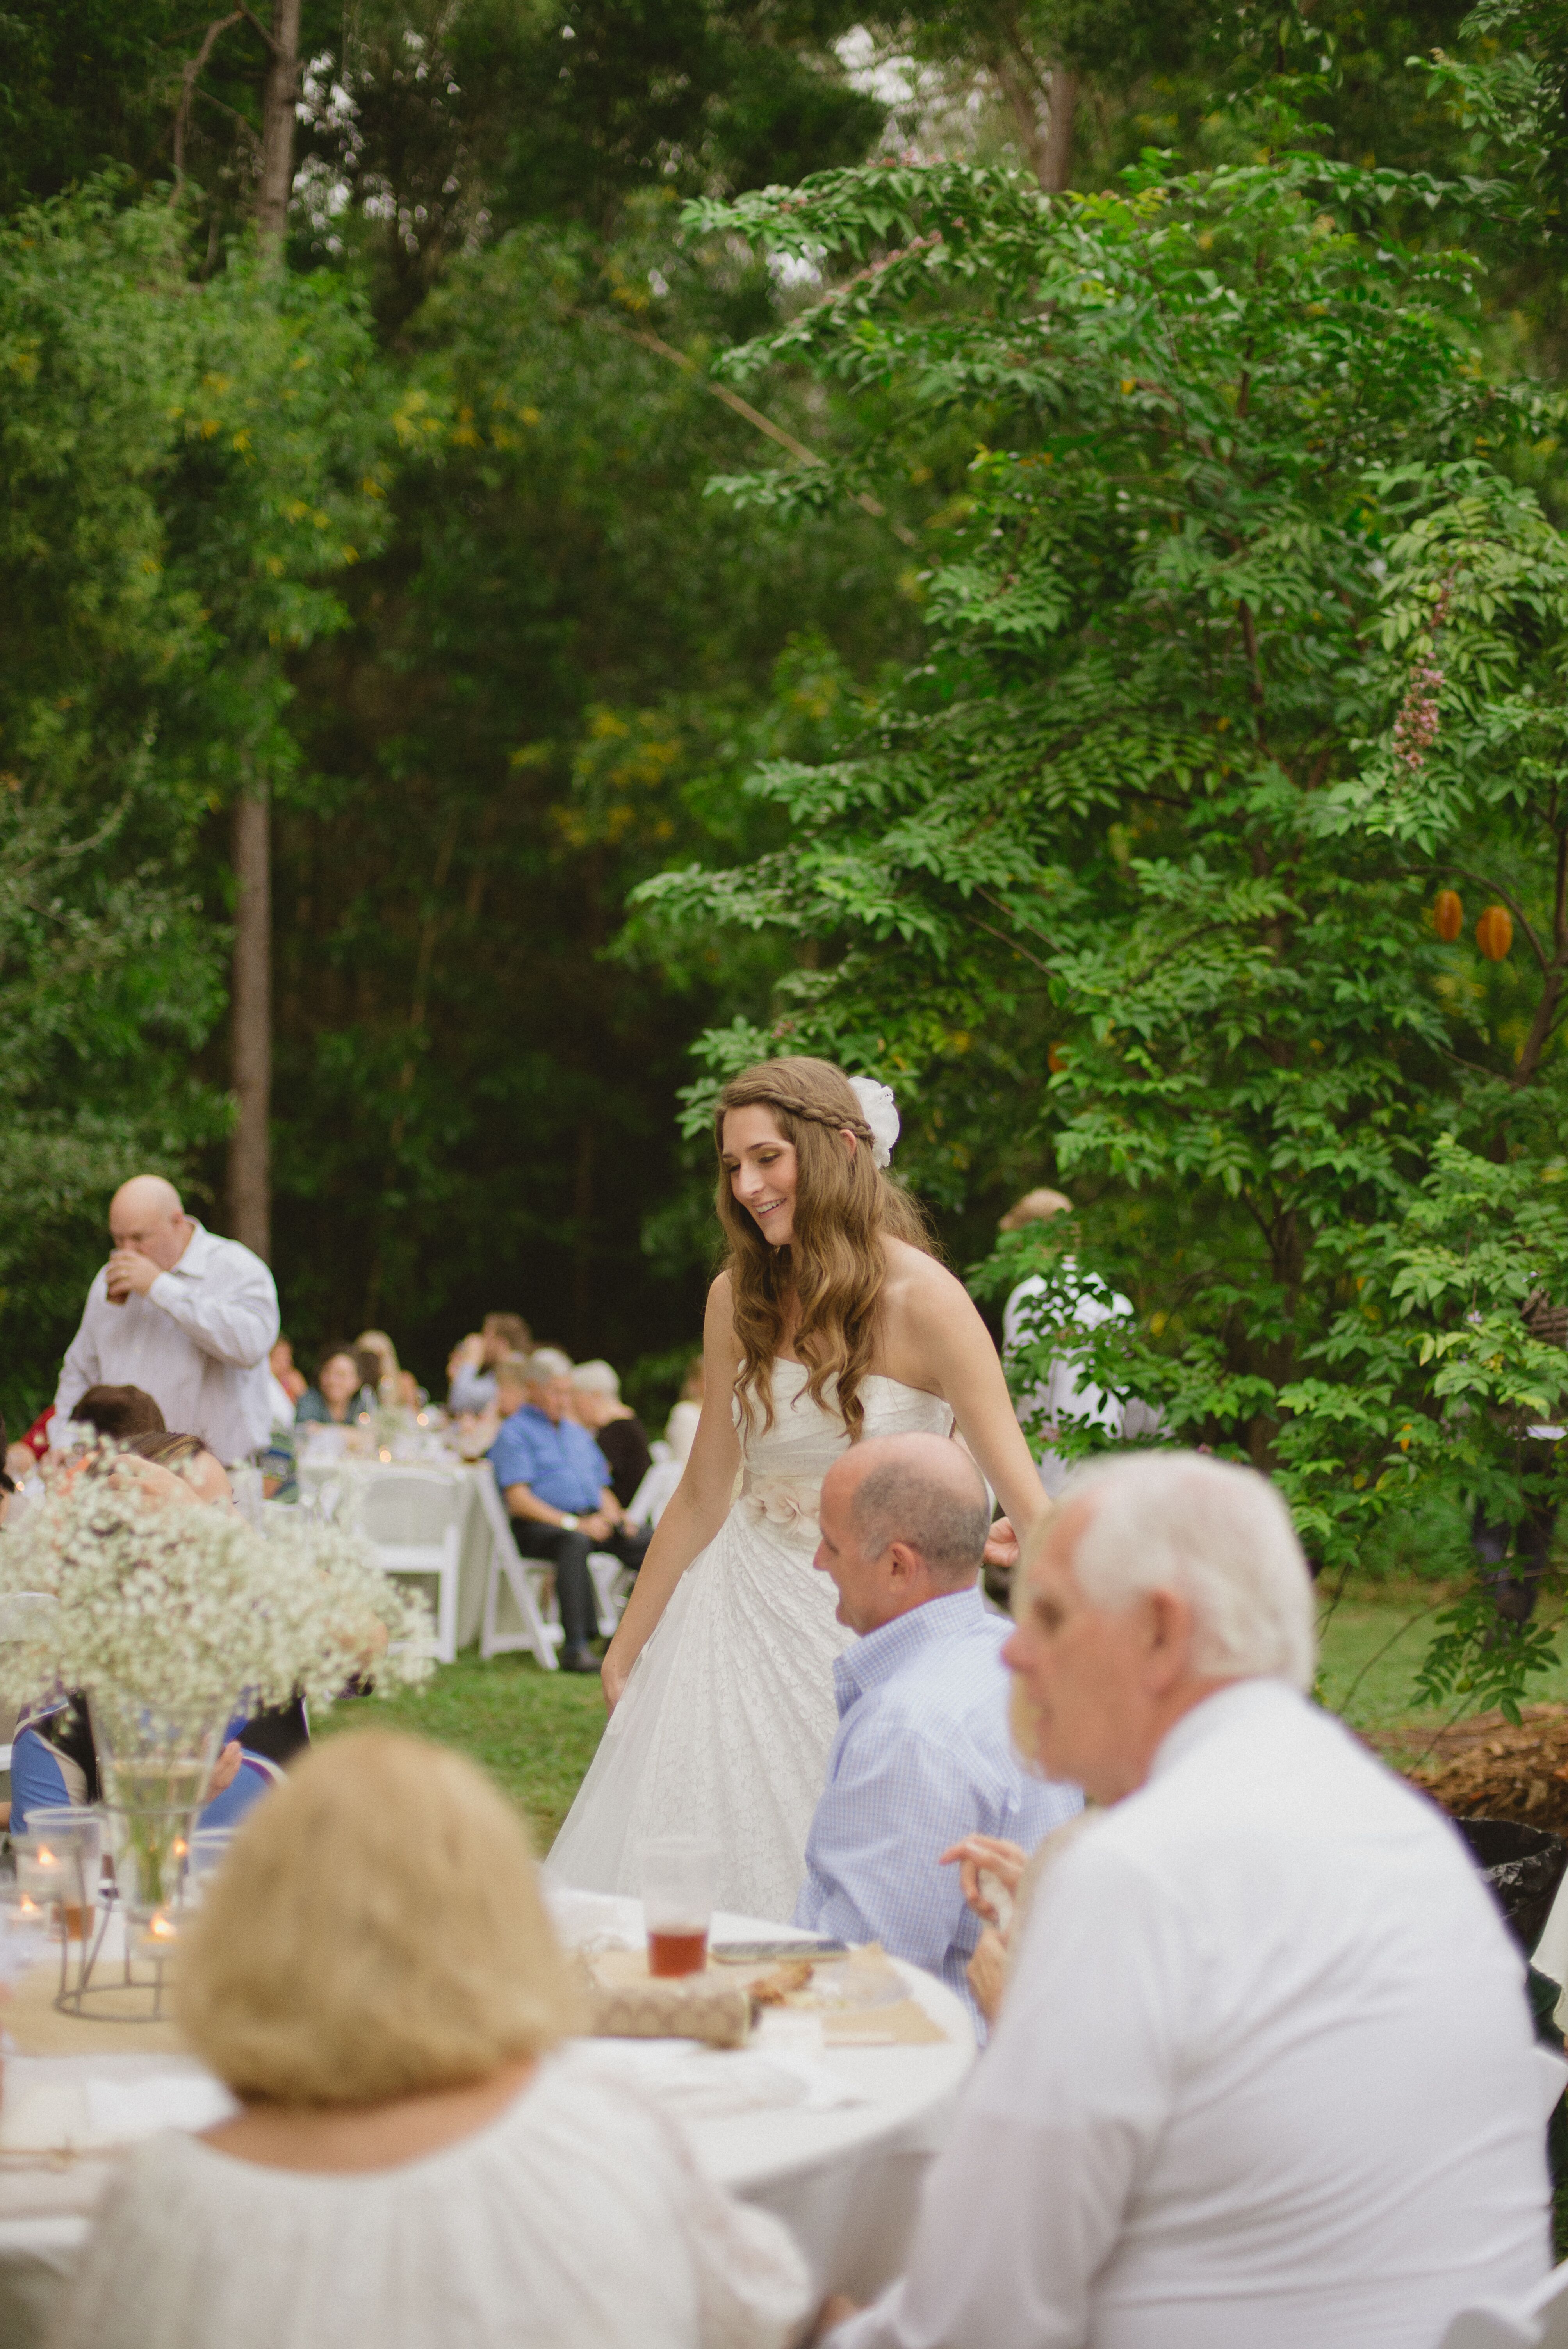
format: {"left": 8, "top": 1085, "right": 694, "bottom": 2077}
{"left": 15, "top": 1842, "right": 65, "bottom": 1901}
{"left": 134, "top": 1909, "right": 181, "bottom": 1962}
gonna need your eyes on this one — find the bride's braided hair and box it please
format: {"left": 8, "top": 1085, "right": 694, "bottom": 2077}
{"left": 713, "top": 1056, "right": 933, "bottom": 1439}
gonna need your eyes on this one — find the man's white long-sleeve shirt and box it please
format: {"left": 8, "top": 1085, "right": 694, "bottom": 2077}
{"left": 832, "top": 1677, "right": 1548, "bottom": 2349}
{"left": 54, "top": 1224, "right": 280, "bottom": 1463}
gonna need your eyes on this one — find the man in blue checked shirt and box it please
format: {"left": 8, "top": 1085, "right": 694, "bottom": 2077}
{"left": 491, "top": 1347, "right": 650, "bottom": 1672}
{"left": 795, "top": 1431, "right": 1081, "bottom": 2032}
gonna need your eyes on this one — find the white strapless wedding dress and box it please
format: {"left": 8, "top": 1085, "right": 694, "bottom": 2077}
{"left": 548, "top": 1361, "right": 954, "bottom": 1919}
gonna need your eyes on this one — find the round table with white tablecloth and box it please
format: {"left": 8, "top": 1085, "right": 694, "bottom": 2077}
{"left": 291, "top": 1446, "right": 523, "bottom": 1654}
{"left": 0, "top": 1895, "right": 973, "bottom": 2341}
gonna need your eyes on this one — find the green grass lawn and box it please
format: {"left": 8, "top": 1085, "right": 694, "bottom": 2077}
{"left": 313, "top": 1652, "right": 608, "bottom": 1853}
{"left": 310, "top": 1581, "right": 1568, "bottom": 1855}
{"left": 1317, "top": 1582, "right": 1568, "bottom": 1746}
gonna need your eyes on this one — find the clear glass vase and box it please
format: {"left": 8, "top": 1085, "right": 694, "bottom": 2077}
{"left": 87, "top": 1686, "right": 228, "bottom": 1924}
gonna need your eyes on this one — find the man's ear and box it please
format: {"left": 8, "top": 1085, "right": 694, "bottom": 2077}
{"left": 1144, "top": 1586, "right": 1196, "bottom": 1691}
{"left": 886, "top": 1539, "right": 923, "bottom": 1585}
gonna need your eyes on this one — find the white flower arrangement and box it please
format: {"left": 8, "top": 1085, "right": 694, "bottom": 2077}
{"left": 0, "top": 1463, "right": 433, "bottom": 1725}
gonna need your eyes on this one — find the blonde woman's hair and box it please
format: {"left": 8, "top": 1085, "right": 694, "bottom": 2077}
{"left": 176, "top": 1731, "right": 582, "bottom": 2105}
{"left": 714, "top": 1055, "right": 933, "bottom": 1440}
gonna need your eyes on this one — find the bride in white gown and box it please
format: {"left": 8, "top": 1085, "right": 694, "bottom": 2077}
{"left": 548, "top": 1057, "right": 1050, "bottom": 1920}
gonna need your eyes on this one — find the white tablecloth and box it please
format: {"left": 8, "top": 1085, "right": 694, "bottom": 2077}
{"left": 293, "top": 1453, "right": 510, "bottom": 1650}
{"left": 0, "top": 1898, "right": 972, "bottom": 2340}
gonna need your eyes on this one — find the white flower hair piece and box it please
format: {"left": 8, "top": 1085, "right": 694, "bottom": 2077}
{"left": 848, "top": 1076, "right": 900, "bottom": 1170}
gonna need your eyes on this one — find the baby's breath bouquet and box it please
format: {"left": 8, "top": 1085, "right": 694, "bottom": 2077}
{"left": 0, "top": 1467, "right": 432, "bottom": 1922}
{"left": 0, "top": 1467, "right": 433, "bottom": 1722}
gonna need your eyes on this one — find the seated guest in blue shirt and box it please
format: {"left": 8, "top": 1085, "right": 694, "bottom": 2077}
{"left": 491, "top": 1349, "right": 651, "bottom": 1673}
{"left": 795, "top": 1431, "right": 1081, "bottom": 2032}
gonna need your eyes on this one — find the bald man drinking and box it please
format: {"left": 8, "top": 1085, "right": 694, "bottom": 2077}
{"left": 796, "top": 1433, "right": 1080, "bottom": 2030}
{"left": 53, "top": 1177, "right": 279, "bottom": 1464}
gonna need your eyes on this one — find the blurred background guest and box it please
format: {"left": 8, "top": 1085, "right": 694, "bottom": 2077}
{"left": 53, "top": 1731, "right": 811, "bottom": 2349}
{"left": 354, "top": 1329, "right": 425, "bottom": 1412}
{"left": 268, "top": 1337, "right": 305, "bottom": 1425}
{"left": 66, "top": 1384, "right": 166, "bottom": 1445}
{"left": 54, "top": 1175, "right": 278, "bottom": 1465}
{"left": 570, "top": 1360, "right": 650, "bottom": 1512}
{"left": 665, "top": 1354, "right": 705, "bottom": 1467}
{"left": 447, "top": 1312, "right": 533, "bottom": 1415}
{"left": 492, "top": 1351, "right": 650, "bottom": 1672}
{"left": 295, "top": 1346, "right": 375, "bottom": 1428}
{"left": 128, "top": 1428, "right": 237, "bottom": 1509}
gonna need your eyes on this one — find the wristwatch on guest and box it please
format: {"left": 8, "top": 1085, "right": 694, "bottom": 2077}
{"left": 559, "top": 1512, "right": 580, "bottom": 1531}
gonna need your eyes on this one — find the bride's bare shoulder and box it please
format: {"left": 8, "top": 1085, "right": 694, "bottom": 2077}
{"left": 880, "top": 1238, "right": 973, "bottom": 1322}
{"left": 704, "top": 1271, "right": 742, "bottom": 1354}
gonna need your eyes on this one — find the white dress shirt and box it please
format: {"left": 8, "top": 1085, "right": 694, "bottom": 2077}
{"left": 832, "top": 1678, "right": 1548, "bottom": 2349}
{"left": 54, "top": 1223, "right": 280, "bottom": 1463}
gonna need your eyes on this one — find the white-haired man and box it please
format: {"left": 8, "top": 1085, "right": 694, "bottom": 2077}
{"left": 54, "top": 1177, "right": 279, "bottom": 1465}
{"left": 821, "top": 1451, "right": 1548, "bottom": 2349}
{"left": 797, "top": 1433, "right": 1080, "bottom": 2032}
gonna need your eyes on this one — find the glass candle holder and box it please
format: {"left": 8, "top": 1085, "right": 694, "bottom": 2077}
{"left": 16, "top": 1811, "right": 102, "bottom": 1941}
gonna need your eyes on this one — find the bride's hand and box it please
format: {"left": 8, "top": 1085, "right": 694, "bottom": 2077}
{"left": 601, "top": 1642, "right": 631, "bottom": 1712}
{"left": 984, "top": 1515, "right": 1021, "bottom": 1569}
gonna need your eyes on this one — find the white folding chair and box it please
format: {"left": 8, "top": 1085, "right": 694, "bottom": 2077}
{"left": 587, "top": 1552, "right": 634, "bottom": 1638}
{"left": 1441, "top": 2263, "right": 1568, "bottom": 2347}
{"left": 349, "top": 1470, "right": 462, "bottom": 1666}
{"left": 474, "top": 1470, "right": 563, "bottom": 1672}
{"left": 626, "top": 1443, "right": 683, "bottom": 1530}
{"left": 1438, "top": 2051, "right": 1568, "bottom": 2347}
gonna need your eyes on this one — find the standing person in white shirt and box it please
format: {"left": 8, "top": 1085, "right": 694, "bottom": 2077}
{"left": 1000, "top": 1187, "right": 1157, "bottom": 1497}
{"left": 820, "top": 1450, "right": 1549, "bottom": 2349}
{"left": 53, "top": 1177, "right": 280, "bottom": 1465}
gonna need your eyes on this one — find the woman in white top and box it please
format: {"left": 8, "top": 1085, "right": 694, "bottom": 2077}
{"left": 550, "top": 1055, "right": 1049, "bottom": 1918}
{"left": 54, "top": 1730, "right": 810, "bottom": 2349}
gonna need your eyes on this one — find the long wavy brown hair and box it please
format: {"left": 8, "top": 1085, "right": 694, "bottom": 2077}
{"left": 715, "top": 1056, "right": 933, "bottom": 1440}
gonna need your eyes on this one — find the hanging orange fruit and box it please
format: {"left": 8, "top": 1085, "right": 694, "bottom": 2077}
{"left": 1048, "top": 1043, "right": 1069, "bottom": 1073}
{"left": 1476, "top": 904, "right": 1513, "bottom": 962}
{"left": 1433, "top": 888, "right": 1463, "bottom": 942}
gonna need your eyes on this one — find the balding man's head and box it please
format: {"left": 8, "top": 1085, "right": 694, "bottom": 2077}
{"left": 815, "top": 1433, "right": 991, "bottom": 1636}
{"left": 109, "top": 1177, "right": 192, "bottom": 1273}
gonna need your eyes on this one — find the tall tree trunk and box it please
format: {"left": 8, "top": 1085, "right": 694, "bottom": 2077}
{"left": 993, "top": 50, "right": 1077, "bottom": 192}
{"left": 255, "top": 0, "right": 302, "bottom": 260}
{"left": 228, "top": 786, "right": 273, "bottom": 1256}
{"left": 1038, "top": 66, "right": 1078, "bottom": 194}
{"left": 226, "top": 0, "right": 299, "bottom": 1254}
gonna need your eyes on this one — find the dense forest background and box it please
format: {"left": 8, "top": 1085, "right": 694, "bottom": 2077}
{"left": 8, "top": 2, "right": 1568, "bottom": 1647}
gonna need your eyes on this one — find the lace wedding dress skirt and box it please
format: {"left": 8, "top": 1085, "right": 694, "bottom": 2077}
{"left": 548, "top": 1360, "right": 954, "bottom": 1920}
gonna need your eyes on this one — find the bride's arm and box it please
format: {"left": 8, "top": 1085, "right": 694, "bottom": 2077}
{"left": 600, "top": 1277, "right": 742, "bottom": 1712}
{"left": 897, "top": 1254, "right": 1049, "bottom": 1545}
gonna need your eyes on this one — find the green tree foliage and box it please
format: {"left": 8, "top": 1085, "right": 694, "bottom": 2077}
{"left": 636, "top": 137, "right": 1568, "bottom": 1693}
{"left": 269, "top": 210, "right": 919, "bottom": 1354}
{"left": 0, "top": 185, "right": 383, "bottom": 1427}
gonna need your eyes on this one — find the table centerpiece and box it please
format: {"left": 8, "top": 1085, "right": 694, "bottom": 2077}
{"left": 0, "top": 1456, "right": 432, "bottom": 2015}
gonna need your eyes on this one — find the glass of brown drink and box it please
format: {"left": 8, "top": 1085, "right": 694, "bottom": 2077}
{"left": 640, "top": 1835, "right": 716, "bottom": 1977}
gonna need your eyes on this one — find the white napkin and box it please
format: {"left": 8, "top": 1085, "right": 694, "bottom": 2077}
{"left": 86, "top": 2073, "right": 236, "bottom": 2140}
{"left": 580, "top": 2035, "right": 864, "bottom": 2119}
{"left": 0, "top": 2060, "right": 235, "bottom": 2153}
